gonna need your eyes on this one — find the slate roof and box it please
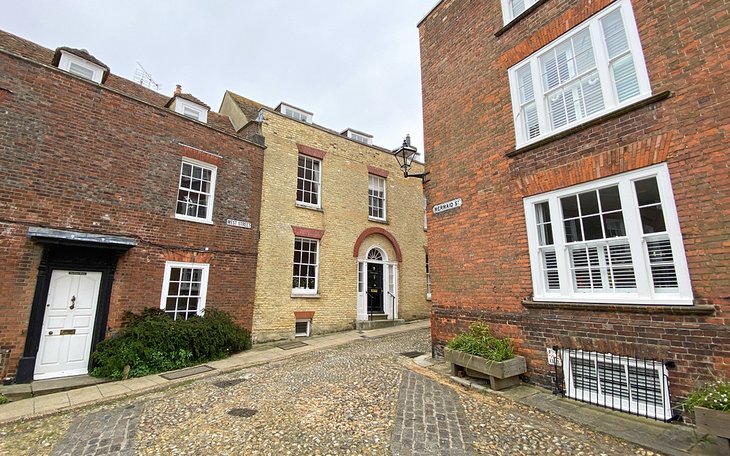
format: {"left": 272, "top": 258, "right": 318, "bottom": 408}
{"left": 226, "top": 91, "right": 266, "bottom": 123}
{"left": 165, "top": 92, "right": 211, "bottom": 110}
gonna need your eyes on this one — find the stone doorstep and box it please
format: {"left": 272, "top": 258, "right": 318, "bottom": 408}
{"left": 0, "top": 374, "right": 110, "bottom": 401}
{"left": 356, "top": 318, "right": 405, "bottom": 331}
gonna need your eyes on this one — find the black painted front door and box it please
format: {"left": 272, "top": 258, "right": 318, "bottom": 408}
{"left": 367, "top": 262, "right": 384, "bottom": 313}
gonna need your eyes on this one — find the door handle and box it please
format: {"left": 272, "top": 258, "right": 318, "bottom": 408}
{"left": 69, "top": 295, "right": 76, "bottom": 310}
{"left": 48, "top": 331, "right": 53, "bottom": 335}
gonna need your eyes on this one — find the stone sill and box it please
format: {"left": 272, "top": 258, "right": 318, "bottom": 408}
{"left": 522, "top": 300, "right": 716, "bottom": 315}
{"left": 295, "top": 203, "right": 323, "bottom": 212}
{"left": 290, "top": 293, "right": 320, "bottom": 299}
{"left": 368, "top": 217, "right": 389, "bottom": 225}
{"left": 506, "top": 91, "right": 672, "bottom": 158}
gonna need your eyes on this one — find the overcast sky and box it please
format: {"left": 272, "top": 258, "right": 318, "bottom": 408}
{"left": 1, "top": 1, "right": 435, "bottom": 155}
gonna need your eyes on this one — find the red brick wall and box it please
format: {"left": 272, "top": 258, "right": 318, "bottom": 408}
{"left": 0, "top": 47, "right": 264, "bottom": 378}
{"left": 420, "top": 0, "right": 729, "bottom": 405}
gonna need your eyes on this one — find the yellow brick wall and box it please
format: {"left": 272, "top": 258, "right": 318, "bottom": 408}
{"left": 248, "top": 106, "right": 429, "bottom": 342}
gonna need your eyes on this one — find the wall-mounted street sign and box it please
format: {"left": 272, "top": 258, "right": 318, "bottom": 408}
{"left": 432, "top": 198, "right": 462, "bottom": 215}
{"left": 226, "top": 219, "right": 252, "bottom": 229}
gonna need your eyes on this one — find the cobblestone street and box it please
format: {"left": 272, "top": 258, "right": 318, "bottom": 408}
{"left": 0, "top": 328, "right": 659, "bottom": 455}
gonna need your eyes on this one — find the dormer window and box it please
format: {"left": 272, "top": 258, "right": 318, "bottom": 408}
{"left": 54, "top": 49, "right": 108, "bottom": 84}
{"left": 342, "top": 129, "right": 373, "bottom": 145}
{"left": 167, "top": 86, "right": 209, "bottom": 124}
{"left": 278, "top": 103, "right": 313, "bottom": 124}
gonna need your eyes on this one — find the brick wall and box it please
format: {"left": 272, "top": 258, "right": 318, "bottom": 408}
{"left": 221, "top": 95, "right": 430, "bottom": 342}
{"left": 0, "top": 38, "right": 264, "bottom": 378}
{"left": 419, "top": 0, "right": 729, "bottom": 405}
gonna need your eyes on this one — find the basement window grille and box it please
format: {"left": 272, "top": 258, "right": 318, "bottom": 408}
{"left": 295, "top": 319, "right": 311, "bottom": 337}
{"left": 553, "top": 348, "right": 674, "bottom": 421}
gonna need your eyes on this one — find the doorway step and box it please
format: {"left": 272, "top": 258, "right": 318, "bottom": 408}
{"left": 356, "top": 316, "right": 405, "bottom": 331}
{"left": 0, "top": 375, "right": 109, "bottom": 401}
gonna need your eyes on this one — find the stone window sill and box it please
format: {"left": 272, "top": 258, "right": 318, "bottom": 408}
{"left": 291, "top": 293, "right": 321, "bottom": 299}
{"left": 368, "top": 217, "right": 389, "bottom": 225}
{"left": 295, "top": 203, "right": 323, "bottom": 212}
{"left": 522, "top": 300, "right": 716, "bottom": 315}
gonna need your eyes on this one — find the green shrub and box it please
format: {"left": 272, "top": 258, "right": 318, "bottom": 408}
{"left": 91, "top": 308, "right": 251, "bottom": 380}
{"left": 0, "top": 393, "right": 8, "bottom": 405}
{"left": 446, "top": 322, "right": 514, "bottom": 362}
{"left": 684, "top": 380, "right": 730, "bottom": 412}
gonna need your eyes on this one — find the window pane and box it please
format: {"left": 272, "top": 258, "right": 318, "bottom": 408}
{"left": 601, "top": 10, "right": 629, "bottom": 59}
{"left": 564, "top": 219, "right": 583, "bottom": 242}
{"left": 613, "top": 54, "right": 640, "bottom": 102}
{"left": 579, "top": 191, "right": 599, "bottom": 215}
{"left": 582, "top": 215, "right": 603, "bottom": 240}
{"left": 640, "top": 206, "right": 666, "bottom": 233}
{"left": 602, "top": 212, "right": 626, "bottom": 237}
{"left": 561, "top": 195, "right": 579, "bottom": 218}
{"left": 634, "top": 177, "right": 661, "bottom": 206}
{"left": 599, "top": 186, "right": 621, "bottom": 211}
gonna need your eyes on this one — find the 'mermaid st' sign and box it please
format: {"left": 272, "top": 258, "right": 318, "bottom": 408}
{"left": 432, "top": 198, "right": 462, "bottom": 215}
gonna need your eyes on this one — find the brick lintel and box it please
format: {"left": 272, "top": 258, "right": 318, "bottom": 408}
{"left": 367, "top": 165, "right": 389, "bottom": 178}
{"left": 291, "top": 225, "right": 324, "bottom": 240}
{"left": 297, "top": 143, "right": 327, "bottom": 160}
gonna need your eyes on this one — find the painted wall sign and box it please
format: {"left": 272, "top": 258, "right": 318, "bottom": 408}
{"left": 432, "top": 198, "right": 462, "bottom": 214}
{"left": 226, "top": 219, "right": 252, "bottom": 229}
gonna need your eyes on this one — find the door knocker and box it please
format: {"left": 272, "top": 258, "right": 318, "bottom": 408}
{"left": 70, "top": 295, "right": 76, "bottom": 310}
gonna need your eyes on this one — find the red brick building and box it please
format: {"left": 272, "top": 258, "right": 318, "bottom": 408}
{"left": 419, "top": 0, "right": 728, "bottom": 420}
{"left": 0, "top": 31, "right": 264, "bottom": 383}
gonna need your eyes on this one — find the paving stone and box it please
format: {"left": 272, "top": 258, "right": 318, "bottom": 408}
{"left": 49, "top": 404, "right": 140, "bottom": 456}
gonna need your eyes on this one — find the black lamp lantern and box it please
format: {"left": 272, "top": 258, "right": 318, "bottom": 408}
{"left": 392, "top": 135, "right": 429, "bottom": 183}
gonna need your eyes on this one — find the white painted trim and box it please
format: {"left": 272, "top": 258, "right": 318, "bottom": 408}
{"left": 159, "top": 261, "right": 210, "bottom": 319}
{"left": 174, "top": 157, "right": 217, "bottom": 224}
{"left": 174, "top": 98, "right": 209, "bottom": 123}
{"left": 58, "top": 51, "right": 105, "bottom": 84}
{"left": 368, "top": 174, "right": 387, "bottom": 222}
{"left": 291, "top": 237, "right": 320, "bottom": 295}
{"left": 523, "top": 164, "right": 693, "bottom": 305}
{"left": 508, "top": 0, "right": 652, "bottom": 147}
{"left": 296, "top": 155, "right": 322, "bottom": 209}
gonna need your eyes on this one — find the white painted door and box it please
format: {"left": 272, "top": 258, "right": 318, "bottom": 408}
{"left": 34, "top": 270, "right": 102, "bottom": 380}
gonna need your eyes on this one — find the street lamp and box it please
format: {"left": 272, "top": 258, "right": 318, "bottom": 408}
{"left": 391, "top": 135, "right": 429, "bottom": 183}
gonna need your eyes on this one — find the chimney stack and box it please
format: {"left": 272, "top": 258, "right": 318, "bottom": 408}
{"left": 175, "top": 84, "right": 182, "bottom": 95}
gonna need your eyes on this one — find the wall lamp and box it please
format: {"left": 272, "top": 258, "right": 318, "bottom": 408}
{"left": 391, "top": 135, "right": 429, "bottom": 183}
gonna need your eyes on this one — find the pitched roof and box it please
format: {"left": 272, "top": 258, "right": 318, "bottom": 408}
{"left": 165, "top": 92, "right": 211, "bottom": 110}
{"left": 0, "top": 29, "right": 236, "bottom": 134}
{"left": 226, "top": 91, "right": 266, "bottom": 123}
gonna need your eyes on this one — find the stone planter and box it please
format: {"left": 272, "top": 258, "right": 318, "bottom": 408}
{"left": 694, "top": 407, "right": 730, "bottom": 456}
{"left": 444, "top": 347, "right": 526, "bottom": 391}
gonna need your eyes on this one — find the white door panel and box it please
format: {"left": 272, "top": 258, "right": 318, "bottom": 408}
{"left": 34, "top": 270, "right": 101, "bottom": 380}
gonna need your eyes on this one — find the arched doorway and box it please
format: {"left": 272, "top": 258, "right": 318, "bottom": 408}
{"left": 357, "top": 246, "right": 398, "bottom": 321}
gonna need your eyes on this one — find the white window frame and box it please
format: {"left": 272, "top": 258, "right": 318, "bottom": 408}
{"left": 508, "top": 0, "right": 651, "bottom": 147}
{"left": 292, "top": 237, "right": 319, "bottom": 295}
{"left": 295, "top": 319, "right": 311, "bottom": 337}
{"left": 523, "top": 164, "right": 693, "bottom": 305}
{"left": 562, "top": 350, "right": 672, "bottom": 421}
{"left": 426, "top": 254, "right": 432, "bottom": 300}
{"left": 368, "top": 174, "right": 387, "bottom": 221}
{"left": 58, "top": 51, "right": 105, "bottom": 83}
{"left": 344, "top": 129, "right": 373, "bottom": 145}
{"left": 174, "top": 98, "right": 208, "bottom": 123}
{"left": 159, "top": 261, "right": 210, "bottom": 320}
{"left": 175, "top": 158, "right": 217, "bottom": 224}
{"left": 279, "top": 103, "right": 313, "bottom": 123}
{"left": 296, "top": 155, "right": 322, "bottom": 209}
{"left": 500, "top": 0, "right": 539, "bottom": 25}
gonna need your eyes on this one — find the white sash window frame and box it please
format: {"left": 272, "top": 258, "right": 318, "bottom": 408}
{"left": 508, "top": 0, "right": 652, "bottom": 147}
{"left": 523, "top": 164, "right": 693, "bottom": 305}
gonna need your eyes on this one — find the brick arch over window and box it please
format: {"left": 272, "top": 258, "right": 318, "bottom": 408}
{"left": 353, "top": 227, "right": 402, "bottom": 262}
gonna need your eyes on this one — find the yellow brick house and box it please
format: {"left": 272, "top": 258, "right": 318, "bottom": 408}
{"left": 220, "top": 91, "right": 429, "bottom": 341}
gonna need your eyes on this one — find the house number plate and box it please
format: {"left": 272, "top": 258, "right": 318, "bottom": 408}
{"left": 60, "top": 329, "right": 76, "bottom": 335}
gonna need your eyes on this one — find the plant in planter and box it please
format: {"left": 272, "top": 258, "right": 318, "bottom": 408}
{"left": 684, "top": 380, "right": 730, "bottom": 455}
{"left": 444, "top": 322, "right": 526, "bottom": 390}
